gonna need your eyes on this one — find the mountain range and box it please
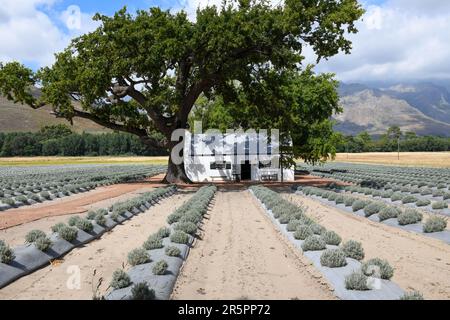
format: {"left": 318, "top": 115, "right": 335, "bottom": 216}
{"left": 335, "top": 82, "right": 450, "bottom": 137}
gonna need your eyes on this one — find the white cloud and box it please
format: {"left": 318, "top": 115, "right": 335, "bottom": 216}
{"left": 0, "top": 0, "right": 99, "bottom": 68}
{"left": 307, "top": 1, "right": 450, "bottom": 82}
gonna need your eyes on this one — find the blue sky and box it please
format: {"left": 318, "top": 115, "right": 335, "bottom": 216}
{"left": 1, "top": 0, "right": 449, "bottom": 82}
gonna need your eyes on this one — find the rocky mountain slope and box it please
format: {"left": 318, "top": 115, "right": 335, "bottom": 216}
{"left": 335, "top": 82, "right": 450, "bottom": 136}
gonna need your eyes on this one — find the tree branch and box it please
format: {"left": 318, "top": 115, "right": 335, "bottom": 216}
{"left": 71, "top": 109, "right": 165, "bottom": 149}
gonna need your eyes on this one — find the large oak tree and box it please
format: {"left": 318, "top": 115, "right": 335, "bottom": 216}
{"left": 0, "top": 0, "right": 364, "bottom": 183}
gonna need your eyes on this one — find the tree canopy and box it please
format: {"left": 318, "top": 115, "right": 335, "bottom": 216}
{"left": 0, "top": 0, "right": 364, "bottom": 182}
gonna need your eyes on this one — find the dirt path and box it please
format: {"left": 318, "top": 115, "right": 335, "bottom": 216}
{"left": 0, "top": 174, "right": 166, "bottom": 230}
{"left": 171, "top": 190, "right": 335, "bottom": 300}
{"left": 0, "top": 191, "right": 193, "bottom": 300}
{"left": 283, "top": 193, "right": 450, "bottom": 300}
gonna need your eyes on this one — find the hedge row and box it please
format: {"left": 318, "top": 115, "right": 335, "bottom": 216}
{"left": 250, "top": 186, "right": 411, "bottom": 299}
{"left": 106, "top": 185, "right": 217, "bottom": 300}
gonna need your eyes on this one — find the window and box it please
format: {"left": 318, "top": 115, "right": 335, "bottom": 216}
{"left": 259, "top": 161, "right": 272, "bottom": 168}
{"left": 210, "top": 161, "right": 231, "bottom": 170}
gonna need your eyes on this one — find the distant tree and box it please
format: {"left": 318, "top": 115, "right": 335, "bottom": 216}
{"left": 387, "top": 125, "right": 402, "bottom": 140}
{"left": 354, "top": 131, "right": 372, "bottom": 151}
{"left": 41, "top": 139, "right": 60, "bottom": 156}
{"left": 59, "top": 134, "right": 85, "bottom": 156}
{"left": 0, "top": 1, "right": 364, "bottom": 182}
{"left": 0, "top": 133, "right": 41, "bottom": 156}
{"left": 404, "top": 131, "right": 417, "bottom": 140}
{"left": 39, "top": 124, "right": 73, "bottom": 140}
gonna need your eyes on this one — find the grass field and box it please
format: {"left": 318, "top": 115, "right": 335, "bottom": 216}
{"left": 2, "top": 152, "right": 449, "bottom": 167}
{"left": 333, "top": 152, "right": 450, "bottom": 168}
{"left": 0, "top": 156, "right": 169, "bottom": 166}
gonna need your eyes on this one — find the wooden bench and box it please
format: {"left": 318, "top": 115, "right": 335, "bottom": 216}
{"left": 261, "top": 174, "right": 278, "bottom": 181}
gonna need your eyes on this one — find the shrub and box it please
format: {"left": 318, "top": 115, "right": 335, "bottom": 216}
{"left": 35, "top": 236, "right": 52, "bottom": 252}
{"left": 361, "top": 258, "right": 394, "bottom": 280}
{"left": 86, "top": 211, "right": 97, "bottom": 220}
{"left": 68, "top": 216, "right": 81, "bottom": 227}
{"left": 29, "top": 194, "right": 41, "bottom": 202}
{"left": 127, "top": 248, "right": 150, "bottom": 266}
{"left": 344, "top": 197, "right": 356, "bottom": 207}
{"left": 110, "top": 211, "right": 120, "bottom": 222}
{"left": 423, "top": 216, "right": 447, "bottom": 233}
{"left": 381, "top": 191, "right": 393, "bottom": 198}
{"left": 15, "top": 195, "right": 28, "bottom": 203}
{"left": 97, "top": 208, "right": 108, "bottom": 215}
{"left": 152, "top": 260, "right": 168, "bottom": 275}
{"left": 321, "top": 230, "right": 342, "bottom": 245}
{"left": 58, "top": 226, "right": 78, "bottom": 242}
{"left": 432, "top": 190, "right": 445, "bottom": 197}
{"left": 95, "top": 213, "right": 107, "bottom": 226}
{"left": 25, "top": 230, "right": 46, "bottom": 244}
{"left": 301, "top": 235, "right": 326, "bottom": 251}
{"left": 415, "top": 199, "right": 431, "bottom": 207}
{"left": 431, "top": 201, "right": 448, "bottom": 210}
{"left": 143, "top": 236, "right": 163, "bottom": 250}
{"left": 294, "top": 225, "right": 313, "bottom": 240}
{"left": 131, "top": 282, "right": 155, "bottom": 300}
{"left": 364, "top": 202, "right": 386, "bottom": 217}
{"left": 352, "top": 200, "right": 368, "bottom": 212}
{"left": 320, "top": 249, "right": 347, "bottom": 268}
{"left": 1, "top": 198, "right": 15, "bottom": 206}
{"left": 420, "top": 189, "right": 432, "bottom": 196}
{"left": 390, "top": 193, "right": 403, "bottom": 201}
{"left": 400, "top": 291, "right": 424, "bottom": 300}
{"left": 378, "top": 206, "right": 400, "bottom": 221}
{"left": 165, "top": 246, "right": 181, "bottom": 257}
{"left": 40, "top": 191, "right": 51, "bottom": 200}
{"left": 76, "top": 218, "right": 94, "bottom": 233}
{"left": 156, "top": 227, "right": 171, "bottom": 239}
{"left": 110, "top": 269, "right": 131, "bottom": 289}
{"left": 341, "top": 240, "right": 365, "bottom": 261}
{"left": 397, "top": 209, "right": 423, "bottom": 225}
{"left": 402, "top": 195, "right": 418, "bottom": 204}
{"left": 170, "top": 230, "right": 190, "bottom": 244}
{"left": 0, "top": 242, "right": 15, "bottom": 264}
{"left": 179, "top": 211, "right": 203, "bottom": 224}
{"left": 167, "top": 212, "right": 182, "bottom": 224}
{"left": 51, "top": 222, "right": 66, "bottom": 233}
{"left": 335, "top": 195, "right": 345, "bottom": 204}
{"left": 278, "top": 214, "right": 291, "bottom": 224}
{"left": 310, "top": 223, "right": 326, "bottom": 235}
{"left": 174, "top": 222, "right": 197, "bottom": 235}
{"left": 345, "top": 272, "right": 370, "bottom": 291}
{"left": 327, "top": 193, "right": 337, "bottom": 201}
{"left": 287, "top": 220, "right": 303, "bottom": 232}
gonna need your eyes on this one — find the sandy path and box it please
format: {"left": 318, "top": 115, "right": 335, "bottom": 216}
{"left": 0, "top": 174, "right": 166, "bottom": 229}
{"left": 0, "top": 191, "right": 193, "bottom": 300}
{"left": 283, "top": 193, "right": 450, "bottom": 300}
{"left": 171, "top": 190, "right": 335, "bottom": 300}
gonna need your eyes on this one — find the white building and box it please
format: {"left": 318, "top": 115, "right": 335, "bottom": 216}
{"left": 183, "top": 131, "right": 294, "bottom": 182}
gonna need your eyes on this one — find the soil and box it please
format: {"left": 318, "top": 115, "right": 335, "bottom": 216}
{"left": 171, "top": 190, "right": 335, "bottom": 300}
{"left": 283, "top": 192, "right": 450, "bottom": 300}
{"left": 0, "top": 191, "right": 193, "bottom": 300}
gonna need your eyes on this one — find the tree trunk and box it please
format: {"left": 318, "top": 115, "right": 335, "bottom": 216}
{"left": 163, "top": 153, "right": 191, "bottom": 184}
